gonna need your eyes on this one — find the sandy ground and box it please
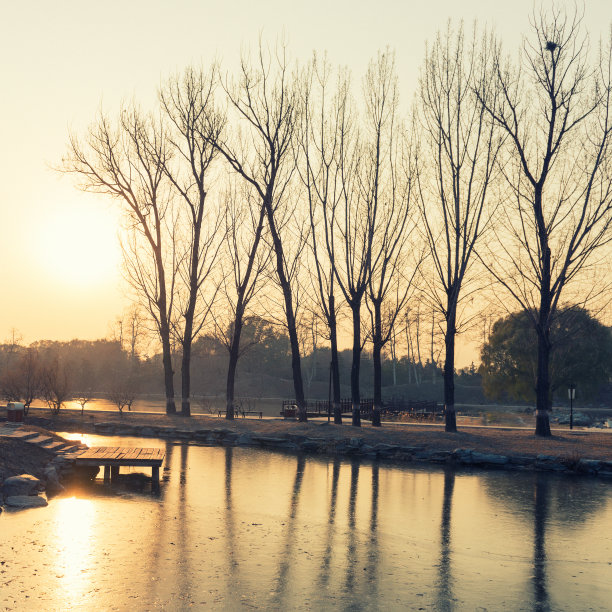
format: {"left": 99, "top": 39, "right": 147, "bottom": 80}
{"left": 14, "top": 406, "right": 612, "bottom": 462}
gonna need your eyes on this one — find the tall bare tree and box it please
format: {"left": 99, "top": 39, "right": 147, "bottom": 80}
{"left": 214, "top": 183, "right": 270, "bottom": 420}
{"left": 366, "top": 109, "right": 420, "bottom": 427}
{"left": 479, "top": 7, "right": 612, "bottom": 436}
{"left": 417, "top": 24, "right": 502, "bottom": 432}
{"left": 326, "top": 53, "right": 400, "bottom": 427}
{"left": 298, "top": 56, "right": 351, "bottom": 424}
{"left": 64, "top": 107, "right": 178, "bottom": 414}
{"left": 160, "top": 66, "right": 225, "bottom": 416}
{"left": 209, "top": 42, "right": 309, "bottom": 421}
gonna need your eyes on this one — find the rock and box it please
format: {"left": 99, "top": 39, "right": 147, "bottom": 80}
{"left": 300, "top": 440, "right": 323, "bottom": 452}
{"left": 453, "top": 448, "right": 474, "bottom": 464}
{"left": 371, "top": 444, "right": 399, "bottom": 456}
{"left": 5, "top": 495, "right": 48, "bottom": 509}
{"left": 236, "top": 433, "right": 254, "bottom": 445}
{"left": 417, "top": 450, "right": 452, "bottom": 463}
{"left": 173, "top": 430, "right": 193, "bottom": 439}
{"left": 44, "top": 466, "right": 64, "bottom": 496}
{"left": 138, "top": 427, "right": 156, "bottom": 437}
{"left": 72, "top": 465, "right": 100, "bottom": 481}
{"left": 557, "top": 412, "right": 591, "bottom": 426}
{"left": 1, "top": 474, "right": 44, "bottom": 498}
{"left": 470, "top": 452, "right": 509, "bottom": 466}
{"left": 577, "top": 459, "right": 602, "bottom": 474}
{"left": 349, "top": 438, "right": 363, "bottom": 448}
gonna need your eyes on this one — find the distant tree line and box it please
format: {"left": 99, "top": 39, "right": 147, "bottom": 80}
{"left": 58, "top": 6, "right": 612, "bottom": 436}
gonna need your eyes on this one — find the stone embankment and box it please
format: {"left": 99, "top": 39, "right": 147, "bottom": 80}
{"left": 52, "top": 419, "right": 612, "bottom": 478}
{"left": 0, "top": 424, "right": 87, "bottom": 511}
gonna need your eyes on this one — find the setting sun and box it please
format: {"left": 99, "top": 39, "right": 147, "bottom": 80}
{"left": 32, "top": 204, "right": 121, "bottom": 288}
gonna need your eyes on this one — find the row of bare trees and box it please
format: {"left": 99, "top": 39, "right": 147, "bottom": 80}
{"left": 63, "top": 7, "right": 612, "bottom": 437}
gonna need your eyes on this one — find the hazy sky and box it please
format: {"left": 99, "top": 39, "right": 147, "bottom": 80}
{"left": 1, "top": 1, "right": 610, "bottom": 361}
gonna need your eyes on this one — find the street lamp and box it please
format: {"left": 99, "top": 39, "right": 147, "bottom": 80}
{"left": 568, "top": 383, "right": 576, "bottom": 430}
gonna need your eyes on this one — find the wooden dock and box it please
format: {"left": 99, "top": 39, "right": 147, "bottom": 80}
{"left": 75, "top": 446, "right": 165, "bottom": 492}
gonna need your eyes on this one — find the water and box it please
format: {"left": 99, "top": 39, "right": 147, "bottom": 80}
{"left": 2, "top": 435, "right": 612, "bottom": 611}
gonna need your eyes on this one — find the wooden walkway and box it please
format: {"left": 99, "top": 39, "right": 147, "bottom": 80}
{"left": 75, "top": 446, "right": 165, "bottom": 491}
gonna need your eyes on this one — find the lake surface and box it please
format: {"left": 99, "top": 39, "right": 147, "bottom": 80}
{"left": 2, "top": 434, "right": 612, "bottom": 611}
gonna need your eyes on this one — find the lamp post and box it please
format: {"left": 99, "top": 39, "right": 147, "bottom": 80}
{"left": 568, "top": 383, "right": 576, "bottom": 430}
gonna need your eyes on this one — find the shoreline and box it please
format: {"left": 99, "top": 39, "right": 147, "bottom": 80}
{"left": 6, "top": 406, "right": 612, "bottom": 480}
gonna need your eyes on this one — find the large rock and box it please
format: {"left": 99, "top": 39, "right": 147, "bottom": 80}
{"left": 5, "top": 495, "right": 48, "bottom": 509}
{"left": 1, "top": 474, "right": 44, "bottom": 498}
{"left": 44, "top": 466, "right": 65, "bottom": 496}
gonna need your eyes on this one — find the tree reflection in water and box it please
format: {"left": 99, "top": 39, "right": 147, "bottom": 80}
{"left": 437, "top": 468, "right": 455, "bottom": 612}
{"left": 317, "top": 456, "right": 341, "bottom": 589}
{"left": 272, "top": 453, "right": 306, "bottom": 607}
{"left": 533, "top": 472, "right": 549, "bottom": 612}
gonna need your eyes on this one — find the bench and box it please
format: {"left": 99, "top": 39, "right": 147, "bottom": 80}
{"left": 218, "top": 408, "right": 263, "bottom": 419}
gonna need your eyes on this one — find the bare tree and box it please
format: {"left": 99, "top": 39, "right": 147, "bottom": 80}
{"left": 479, "top": 7, "right": 612, "bottom": 436}
{"left": 75, "top": 392, "right": 94, "bottom": 416}
{"left": 108, "top": 378, "right": 137, "bottom": 414}
{"left": 366, "top": 104, "right": 420, "bottom": 427}
{"left": 64, "top": 106, "right": 178, "bottom": 415}
{"left": 209, "top": 41, "right": 309, "bottom": 421}
{"left": 160, "top": 66, "right": 226, "bottom": 417}
{"left": 0, "top": 347, "right": 41, "bottom": 415}
{"left": 417, "top": 23, "right": 503, "bottom": 432}
{"left": 213, "top": 182, "right": 270, "bottom": 420}
{"left": 298, "top": 56, "right": 350, "bottom": 424}
{"left": 41, "top": 356, "right": 71, "bottom": 415}
{"left": 111, "top": 305, "right": 148, "bottom": 361}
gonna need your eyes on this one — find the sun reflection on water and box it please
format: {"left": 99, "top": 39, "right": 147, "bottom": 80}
{"left": 52, "top": 497, "right": 96, "bottom": 605}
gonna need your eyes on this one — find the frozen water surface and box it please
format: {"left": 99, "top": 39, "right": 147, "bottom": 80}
{"left": 1, "top": 434, "right": 612, "bottom": 610}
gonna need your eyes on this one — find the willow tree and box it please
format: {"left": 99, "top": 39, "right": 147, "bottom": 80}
{"left": 64, "top": 108, "right": 178, "bottom": 414}
{"left": 417, "top": 24, "right": 502, "bottom": 432}
{"left": 480, "top": 8, "right": 612, "bottom": 436}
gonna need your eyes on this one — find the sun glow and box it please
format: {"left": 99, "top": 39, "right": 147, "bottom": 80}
{"left": 33, "top": 204, "right": 121, "bottom": 288}
{"left": 52, "top": 496, "right": 96, "bottom": 604}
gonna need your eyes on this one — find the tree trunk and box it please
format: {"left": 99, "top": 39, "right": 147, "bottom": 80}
{"left": 225, "top": 310, "right": 244, "bottom": 421}
{"left": 535, "top": 322, "right": 552, "bottom": 437}
{"left": 155, "top": 248, "right": 176, "bottom": 415}
{"left": 350, "top": 301, "right": 362, "bottom": 427}
{"left": 535, "top": 187, "right": 552, "bottom": 437}
{"left": 160, "top": 326, "right": 176, "bottom": 415}
{"left": 264, "top": 194, "right": 306, "bottom": 421}
{"left": 329, "top": 299, "right": 342, "bottom": 425}
{"left": 443, "top": 306, "right": 457, "bottom": 433}
{"left": 181, "top": 337, "right": 192, "bottom": 417}
{"left": 180, "top": 215, "right": 203, "bottom": 418}
{"left": 371, "top": 300, "right": 383, "bottom": 427}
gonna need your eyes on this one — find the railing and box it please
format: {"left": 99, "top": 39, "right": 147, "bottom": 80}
{"left": 280, "top": 397, "right": 434, "bottom": 420}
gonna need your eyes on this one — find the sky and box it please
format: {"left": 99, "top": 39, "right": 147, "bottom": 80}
{"left": 1, "top": 0, "right": 610, "bottom": 363}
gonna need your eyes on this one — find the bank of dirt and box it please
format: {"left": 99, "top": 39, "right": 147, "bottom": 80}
{"left": 16, "top": 406, "right": 612, "bottom": 463}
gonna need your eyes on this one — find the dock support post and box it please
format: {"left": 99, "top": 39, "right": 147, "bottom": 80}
{"left": 103, "top": 465, "right": 110, "bottom": 483}
{"left": 152, "top": 466, "right": 160, "bottom": 493}
{"left": 110, "top": 466, "right": 119, "bottom": 482}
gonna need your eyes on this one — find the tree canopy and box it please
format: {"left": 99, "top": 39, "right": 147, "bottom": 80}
{"left": 480, "top": 307, "right": 612, "bottom": 403}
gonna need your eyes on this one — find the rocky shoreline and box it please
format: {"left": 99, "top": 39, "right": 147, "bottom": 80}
{"left": 29, "top": 410, "right": 612, "bottom": 477}
{"left": 82, "top": 420, "right": 612, "bottom": 477}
